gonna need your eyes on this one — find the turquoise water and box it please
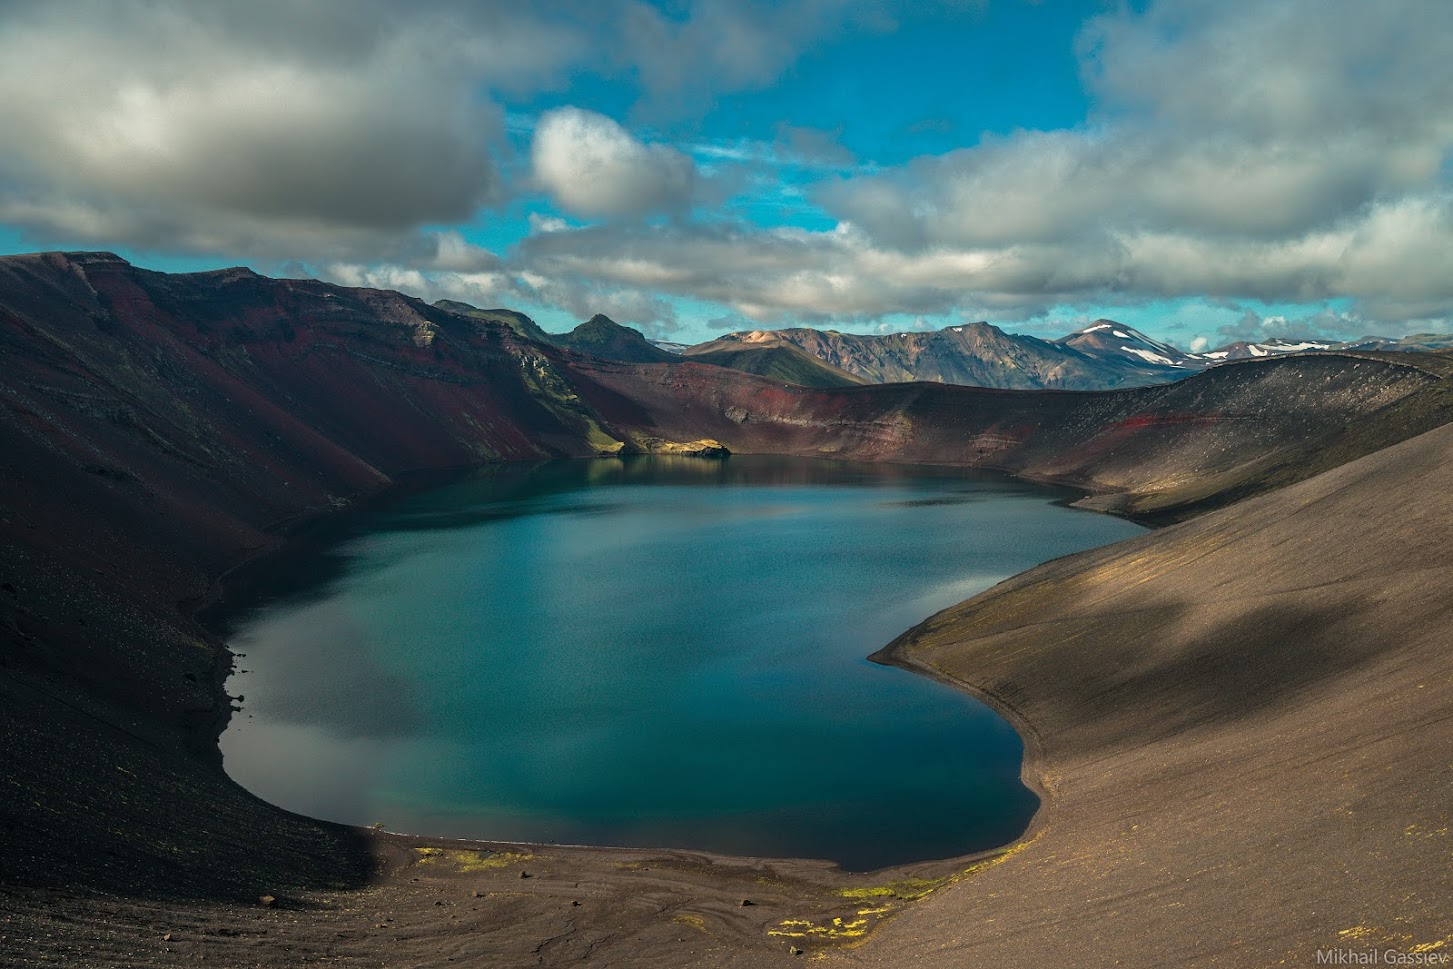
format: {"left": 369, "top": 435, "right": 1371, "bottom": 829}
{"left": 220, "top": 456, "right": 1143, "bottom": 870}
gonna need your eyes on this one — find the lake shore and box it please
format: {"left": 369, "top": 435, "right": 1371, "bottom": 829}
{"left": 216, "top": 458, "right": 1138, "bottom": 872}
{"left": 1, "top": 464, "right": 1097, "bottom": 968}
{"left": 9, "top": 419, "right": 1453, "bottom": 965}
{"left": 11, "top": 422, "right": 1453, "bottom": 966}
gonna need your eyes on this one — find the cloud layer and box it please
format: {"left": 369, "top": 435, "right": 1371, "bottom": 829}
{"left": 0, "top": 0, "right": 519, "bottom": 260}
{"left": 1, "top": 0, "right": 1450, "bottom": 338}
{"left": 0, "top": 0, "right": 879, "bottom": 263}
{"left": 498, "top": 0, "right": 1453, "bottom": 332}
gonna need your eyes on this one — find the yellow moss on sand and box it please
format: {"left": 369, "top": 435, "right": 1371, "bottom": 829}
{"left": 768, "top": 916, "right": 870, "bottom": 941}
{"left": 455, "top": 850, "right": 531, "bottom": 872}
{"left": 790, "top": 838, "right": 1040, "bottom": 949}
{"left": 836, "top": 877, "right": 945, "bottom": 902}
{"left": 413, "top": 847, "right": 531, "bottom": 871}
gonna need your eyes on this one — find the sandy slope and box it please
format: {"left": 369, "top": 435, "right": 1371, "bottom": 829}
{"left": 851, "top": 420, "right": 1453, "bottom": 967}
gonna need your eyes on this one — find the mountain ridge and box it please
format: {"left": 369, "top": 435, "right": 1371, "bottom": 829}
{"left": 434, "top": 292, "right": 1453, "bottom": 393}
{"left": 685, "top": 321, "right": 1177, "bottom": 390}
{"left": 434, "top": 299, "right": 678, "bottom": 364}
{"left": 685, "top": 318, "right": 1453, "bottom": 391}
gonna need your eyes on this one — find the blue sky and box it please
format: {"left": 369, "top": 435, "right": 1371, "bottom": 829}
{"left": 0, "top": 0, "right": 1449, "bottom": 349}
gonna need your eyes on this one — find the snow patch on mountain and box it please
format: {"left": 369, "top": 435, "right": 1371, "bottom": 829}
{"left": 1124, "top": 347, "right": 1181, "bottom": 367}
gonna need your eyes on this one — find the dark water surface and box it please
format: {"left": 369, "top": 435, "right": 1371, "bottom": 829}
{"left": 220, "top": 456, "right": 1143, "bottom": 870}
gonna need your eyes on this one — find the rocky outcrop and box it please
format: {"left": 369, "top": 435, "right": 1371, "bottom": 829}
{"left": 624, "top": 437, "right": 730, "bottom": 457}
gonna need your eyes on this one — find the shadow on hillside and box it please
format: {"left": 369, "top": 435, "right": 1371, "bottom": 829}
{"left": 0, "top": 669, "right": 378, "bottom": 903}
{"left": 1021, "top": 594, "right": 1390, "bottom": 756}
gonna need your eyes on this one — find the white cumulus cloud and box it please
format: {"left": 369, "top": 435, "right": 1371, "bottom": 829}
{"left": 532, "top": 108, "right": 697, "bottom": 219}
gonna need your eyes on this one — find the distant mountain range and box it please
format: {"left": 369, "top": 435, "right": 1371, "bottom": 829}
{"left": 437, "top": 301, "right": 1452, "bottom": 391}
{"left": 680, "top": 320, "right": 1453, "bottom": 390}
{"left": 683, "top": 323, "right": 1142, "bottom": 390}
{"left": 1204, "top": 333, "right": 1453, "bottom": 359}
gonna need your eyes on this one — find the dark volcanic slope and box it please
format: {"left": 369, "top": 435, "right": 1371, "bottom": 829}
{"left": 853, "top": 417, "right": 1453, "bottom": 967}
{"left": 0, "top": 252, "right": 616, "bottom": 898}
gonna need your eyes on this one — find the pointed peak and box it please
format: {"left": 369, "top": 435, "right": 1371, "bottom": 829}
{"left": 1064, "top": 321, "right": 1169, "bottom": 347}
{"left": 1067, "top": 319, "right": 1126, "bottom": 336}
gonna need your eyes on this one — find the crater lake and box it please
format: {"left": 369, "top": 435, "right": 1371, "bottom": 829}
{"left": 219, "top": 456, "right": 1145, "bottom": 870}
